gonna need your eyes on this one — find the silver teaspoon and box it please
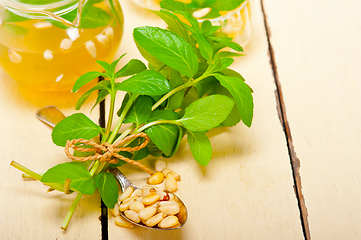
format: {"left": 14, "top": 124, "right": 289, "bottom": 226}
{"left": 36, "top": 106, "right": 188, "bottom": 229}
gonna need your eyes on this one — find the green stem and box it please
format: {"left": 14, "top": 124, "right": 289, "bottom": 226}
{"left": 137, "top": 119, "right": 181, "bottom": 133}
{"left": 61, "top": 192, "right": 83, "bottom": 231}
{"left": 10, "top": 161, "right": 42, "bottom": 181}
{"left": 152, "top": 72, "right": 211, "bottom": 111}
{"left": 10, "top": 161, "right": 72, "bottom": 192}
{"left": 107, "top": 94, "right": 139, "bottom": 144}
{"left": 103, "top": 89, "right": 116, "bottom": 142}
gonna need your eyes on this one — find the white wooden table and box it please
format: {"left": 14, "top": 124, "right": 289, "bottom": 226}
{"left": 1, "top": 0, "right": 360, "bottom": 239}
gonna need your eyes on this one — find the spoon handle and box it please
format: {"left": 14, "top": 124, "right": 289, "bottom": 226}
{"left": 108, "top": 167, "right": 136, "bottom": 192}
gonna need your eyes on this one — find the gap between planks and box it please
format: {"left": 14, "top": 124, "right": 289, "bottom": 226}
{"left": 98, "top": 76, "right": 109, "bottom": 240}
{"left": 260, "top": 1, "right": 311, "bottom": 239}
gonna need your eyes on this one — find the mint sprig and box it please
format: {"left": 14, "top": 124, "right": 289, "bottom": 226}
{"left": 11, "top": 9, "right": 253, "bottom": 230}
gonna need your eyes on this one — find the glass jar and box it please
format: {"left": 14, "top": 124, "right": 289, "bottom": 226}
{"left": 0, "top": 0, "right": 124, "bottom": 91}
{"left": 131, "top": 0, "right": 253, "bottom": 48}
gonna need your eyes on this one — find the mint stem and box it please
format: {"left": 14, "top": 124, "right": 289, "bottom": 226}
{"left": 61, "top": 192, "right": 83, "bottom": 231}
{"left": 107, "top": 94, "right": 139, "bottom": 144}
{"left": 103, "top": 89, "right": 116, "bottom": 142}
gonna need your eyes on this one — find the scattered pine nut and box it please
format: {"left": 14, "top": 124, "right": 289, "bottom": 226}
{"left": 165, "top": 172, "right": 178, "bottom": 193}
{"left": 115, "top": 215, "right": 135, "bottom": 228}
{"left": 8, "top": 49, "right": 22, "bottom": 63}
{"left": 85, "top": 40, "right": 96, "bottom": 58}
{"left": 104, "top": 27, "right": 114, "bottom": 39}
{"left": 55, "top": 74, "right": 63, "bottom": 83}
{"left": 43, "top": 50, "right": 53, "bottom": 61}
{"left": 60, "top": 38, "right": 72, "bottom": 50}
{"left": 33, "top": 21, "right": 52, "bottom": 29}
{"left": 96, "top": 34, "right": 109, "bottom": 48}
{"left": 155, "top": 160, "right": 166, "bottom": 172}
{"left": 192, "top": 7, "right": 212, "bottom": 19}
{"left": 66, "top": 27, "right": 80, "bottom": 41}
{"left": 162, "top": 168, "right": 181, "bottom": 181}
{"left": 147, "top": 171, "right": 165, "bottom": 185}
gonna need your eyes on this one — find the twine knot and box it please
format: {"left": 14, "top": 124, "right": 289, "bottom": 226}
{"left": 64, "top": 132, "right": 154, "bottom": 175}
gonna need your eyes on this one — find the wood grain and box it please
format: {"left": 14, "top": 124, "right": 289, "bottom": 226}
{"left": 262, "top": 0, "right": 361, "bottom": 239}
{"left": 0, "top": 70, "right": 102, "bottom": 238}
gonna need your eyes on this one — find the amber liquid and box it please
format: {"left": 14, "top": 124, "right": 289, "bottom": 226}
{"left": 0, "top": 2, "right": 123, "bottom": 91}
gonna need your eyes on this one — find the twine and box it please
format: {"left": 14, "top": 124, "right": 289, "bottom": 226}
{"left": 64, "top": 132, "right": 154, "bottom": 175}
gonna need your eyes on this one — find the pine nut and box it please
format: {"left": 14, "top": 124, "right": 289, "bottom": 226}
{"left": 115, "top": 215, "right": 135, "bottom": 228}
{"left": 192, "top": 7, "right": 212, "bottom": 19}
{"left": 162, "top": 168, "right": 181, "bottom": 181}
{"left": 138, "top": 206, "right": 157, "bottom": 221}
{"left": 177, "top": 205, "right": 187, "bottom": 224}
{"left": 8, "top": 49, "right": 22, "bottom": 63}
{"left": 155, "top": 160, "right": 166, "bottom": 172}
{"left": 119, "top": 198, "right": 135, "bottom": 212}
{"left": 85, "top": 40, "right": 96, "bottom": 58}
{"left": 145, "top": 213, "right": 166, "bottom": 227}
{"left": 142, "top": 193, "right": 160, "bottom": 206}
{"left": 124, "top": 210, "right": 141, "bottom": 223}
{"left": 104, "top": 27, "right": 114, "bottom": 39}
{"left": 119, "top": 186, "right": 134, "bottom": 202}
{"left": 131, "top": 188, "right": 143, "bottom": 197}
{"left": 158, "top": 216, "right": 179, "bottom": 229}
{"left": 60, "top": 38, "right": 72, "bottom": 50}
{"left": 165, "top": 172, "right": 178, "bottom": 193}
{"left": 96, "top": 34, "right": 109, "bottom": 48}
{"left": 43, "top": 50, "right": 53, "bottom": 61}
{"left": 159, "top": 200, "right": 178, "bottom": 207}
{"left": 66, "top": 27, "right": 80, "bottom": 41}
{"left": 157, "top": 190, "right": 169, "bottom": 201}
{"left": 142, "top": 187, "right": 157, "bottom": 197}
{"left": 55, "top": 74, "right": 63, "bottom": 83}
{"left": 147, "top": 171, "right": 165, "bottom": 185}
{"left": 110, "top": 204, "right": 120, "bottom": 217}
{"left": 33, "top": 21, "right": 52, "bottom": 29}
{"left": 129, "top": 201, "right": 145, "bottom": 213}
{"left": 159, "top": 203, "right": 180, "bottom": 215}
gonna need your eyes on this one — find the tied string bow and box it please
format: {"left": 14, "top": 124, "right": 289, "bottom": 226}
{"left": 64, "top": 132, "right": 154, "bottom": 175}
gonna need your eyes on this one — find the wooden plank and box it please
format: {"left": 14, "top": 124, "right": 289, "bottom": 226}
{"left": 262, "top": 0, "right": 361, "bottom": 239}
{"left": 106, "top": 1, "right": 304, "bottom": 239}
{"left": 0, "top": 71, "right": 102, "bottom": 238}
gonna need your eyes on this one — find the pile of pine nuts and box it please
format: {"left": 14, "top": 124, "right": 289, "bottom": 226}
{"left": 110, "top": 160, "right": 186, "bottom": 229}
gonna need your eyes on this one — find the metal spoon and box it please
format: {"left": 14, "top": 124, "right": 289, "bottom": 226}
{"left": 36, "top": 106, "right": 188, "bottom": 229}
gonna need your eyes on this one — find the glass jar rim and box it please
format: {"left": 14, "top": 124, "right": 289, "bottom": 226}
{"left": 0, "top": 0, "right": 79, "bottom": 17}
{"left": 1, "top": 0, "right": 77, "bottom": 10}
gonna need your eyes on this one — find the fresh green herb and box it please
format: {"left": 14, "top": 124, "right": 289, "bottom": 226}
{"left": 11, "top": 9, "right": 253, "bottom": 230}
{"left": 160, "top": 0, "right": 246, "bottom": 19}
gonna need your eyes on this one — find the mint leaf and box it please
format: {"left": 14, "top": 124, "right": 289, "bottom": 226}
{"left": 134, "top": 26, "right": 199, "bottom": 77}
{"left": 211, "top": 0, "right": 246, "bottom": 11}
{"left": 94, "top": 172, "right": 119, "bottom": 209}
{"left": 75, "top": 80, "right": 111, "bottom": 110}
{"left": 214, "top": 73, "right": 253, "bottom": 127}
{"left": 115, "top": 59, "right": 147, "bottom": 78}
{"left": 79, "top": 5, "right": 111, "bottom": 29}
{"left": 208, "top": 36, "right": 243, "bottom": 52}
{"left": 123, "top": 96, "right": 154, "bottom": 125}
{"left": 115, "top": 70, "right": 170, "bottom": 95}
{"left": 52, "top": 113, "right": 102, "bottom": 147}
{"left": 152, "top": 10, "right": 190, "bottom": 42}
{"left": 145, "top": 110, "right": 180, "bottom": 156}
{"left": 166, "top": 69, "right": 185, "bottom": 111}
{"left": 178, "top": 94, "right": 235, "bottom": 131}
{"left": 41, "top": 162, "right": 96, "bottom": 195}
{"left": 187, "top": 131, "right": 212, "bottom": 166}
{"left": 73, "top": 71, "right": 104, "bottom": 93}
